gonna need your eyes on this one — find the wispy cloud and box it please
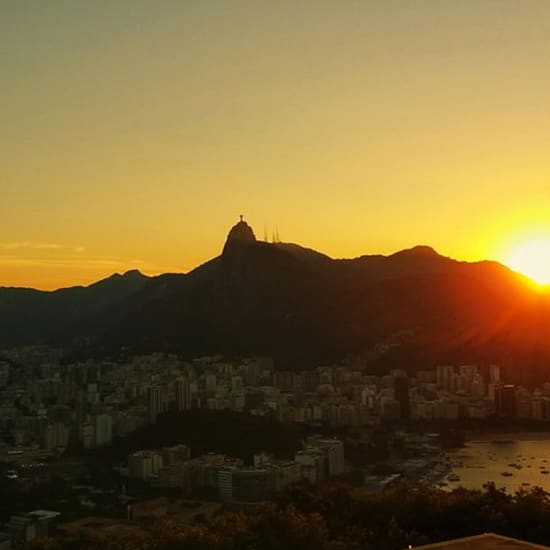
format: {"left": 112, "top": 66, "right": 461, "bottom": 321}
{"left": 0, "top": 241, "right": 183, "bottom": 288}
{"left": 0, "top": 242, "right": 85, "bottom": 253}
{"left": 0, "top": 241, "right": 61, "bottom": 251}
{"left": 0, "top": 254, "right": 182, "bottom": 274}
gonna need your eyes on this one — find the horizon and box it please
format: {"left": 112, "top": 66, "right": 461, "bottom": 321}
{"left": 2, "top": 2, "right": 550, "bottom": 288}
{"left": 3, "top": 226, "right": 547, "bottom": 293}
{"left": 0, "top": 218, "right": 524, "bottom": 291}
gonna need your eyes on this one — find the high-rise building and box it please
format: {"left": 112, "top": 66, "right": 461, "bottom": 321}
{"left": 436, "top": 365, "right": 455, "bottom": 392}
{"left": 307, "top": 437, "right": 345, "bottom": 477}
{"left": 393, "top": 375, "right": 410, "bottom": 419}
{"left": 459, "top": 364, "right": 477, "bottom": 381}
{"left": 495, "top": 384, "right": 517, "bottom": 417}
{"left": 95, "top": 414, "right": 113, "bottom": 447}
{"left": 295, "top": 448, "right": 325, "bottom": 484}
{"left": 162, "top": 444, "right": 191, "bottom": 465}
{"left": 148, "top": 385, "right": 166, "bottom": 423}
{"left": 44, "top": 423, "right": 69, "bottom": 450}
{"left": 471, "top": 373, "right": 485, "bottom": 398}
{"left": 274, "top": 371, "right": 294, "bottom": 391}
{"left": 303, "top": 370, "right": 320, "bottom": 392}
{"left": 175, "top": 377, "right": 191, "bottom": 411}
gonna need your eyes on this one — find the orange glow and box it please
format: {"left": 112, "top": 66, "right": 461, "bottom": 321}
{"left": 506, "top": 237, "right": 550, "bottom": 286}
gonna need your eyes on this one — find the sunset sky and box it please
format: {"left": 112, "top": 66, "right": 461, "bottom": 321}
{"left": 2, "top": 1, "right": 550, "bottom": 289}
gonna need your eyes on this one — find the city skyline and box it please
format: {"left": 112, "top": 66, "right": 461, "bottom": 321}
{"left": 2, "top": 1, "right": 550, "bottom": 289}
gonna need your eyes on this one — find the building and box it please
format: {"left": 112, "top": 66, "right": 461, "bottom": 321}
{"left": 489, "top": 364, "right": 501, "bottom": 384}
{"left": 95, "top": 414, "right": 113, "bottom": 447}
{"left": 406, "top": 532, "right": 550, "bottom": 549}
{"left": 162, "top": 444, "right": 191, "bottom": 465}
{"left": 148, "top": 386, "right": 166, "bottom": 423}
{"left": 175, "top": 377, "right": 191, "bottom": 411}
{"left": 436, "top": 365, "right": 455, "bottom": 392}
{"left": 307, "top": 437, "right": 345, "bottom": 476}
{"left": 5, "top": 511, "right": 60, "bottom": 543}
{"left": 380, "top": 397, "right": 402, "bottom": 421}
{"left": 128, "top": 450, "right": 163, "bottom": 480}
{"left": 394, "top": 375, "right": 410, "bottom": 419}
{"left": 495, "top": 384, "right": 517, "bottom": 417}
{"left": 218, "top": 467, "right": 272, "bottom": 502}
{"left": 43, "top": 423, "right": 69, "bottom": 451}
{"left": 295, "top": 448, "right": 325, "bottom": 484}
{"left": 0, "top": 532, "right": 11, "bottom": 550}
{"left": 471, "top": 373, "right": 485, "bottom": 398}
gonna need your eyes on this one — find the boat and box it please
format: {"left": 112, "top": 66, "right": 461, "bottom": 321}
{"left": 447, "top": 473, "right": 460, "bottom": 482}
{"left": 501, "top": 472, "right": 513, "bottom": 477}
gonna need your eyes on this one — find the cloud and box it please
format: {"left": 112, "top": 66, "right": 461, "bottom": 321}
{"left": 0, "top": 242, "right": 87, "bottom": 254}
{"left": 0, "top": 242, "right": 183, "bottom": 288}
{"left": 0, "top": 241, "right": 65, "bottom": 251}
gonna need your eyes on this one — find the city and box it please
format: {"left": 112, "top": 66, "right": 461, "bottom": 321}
{"left": 2, "top": 344, "right": 549, "bottom": 545}
{"left": 4, "top": 1, "right": 550, "bottom": 548}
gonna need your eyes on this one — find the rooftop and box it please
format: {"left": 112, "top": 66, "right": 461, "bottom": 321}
{"left": 408, "top": 533, "right": 550, "bottom": 549}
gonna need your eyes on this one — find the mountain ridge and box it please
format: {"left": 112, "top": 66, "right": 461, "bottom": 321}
{"left": 1, "top": 220, "right": 548, "bottom": 383}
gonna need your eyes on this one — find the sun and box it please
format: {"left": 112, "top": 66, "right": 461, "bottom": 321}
{"left": 506, "top": 237, "right": 550, "bottom": 286}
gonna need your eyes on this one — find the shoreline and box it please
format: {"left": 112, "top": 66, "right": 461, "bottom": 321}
{"left": 466, "top": 431, "right": 550, "bottom": 443}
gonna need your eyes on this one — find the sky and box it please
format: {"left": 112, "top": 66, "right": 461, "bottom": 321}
{"left": 2, "top": 0, "right": 550, "bottom": 289}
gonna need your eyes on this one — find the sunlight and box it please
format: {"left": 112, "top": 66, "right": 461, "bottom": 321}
{"left": 506, "top": 237, "right": 550, "bottom": 286}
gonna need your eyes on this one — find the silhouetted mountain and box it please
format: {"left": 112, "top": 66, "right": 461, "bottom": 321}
{"left": 1, "top": 220, "right": 549, "bottom": 383}
{"left": 0, "top": 270, "right": 150, "bottom": 346}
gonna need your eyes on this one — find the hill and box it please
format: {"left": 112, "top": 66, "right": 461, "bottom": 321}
{"left": 1, "top": 218, "right": 549, "bottom": 383}
{"left": 87, "top": 409, "right": 308, "bottom": 467}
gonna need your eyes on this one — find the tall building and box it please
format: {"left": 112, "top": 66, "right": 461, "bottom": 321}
{"left": 436, "top": 365, "right": 455, "bottom": 392}
{"left": 303, "top": 370, "right": 320, "bottom": 392}
{"left": 295, "top": 449, "right": 325, "bottom": 484}
{"left": 128, "top": 450, "right": 163, "bottom": 479}
{"left": 162, "top": 444, "right": 191, "bottom": 465}
{"left": 175, "top": 377, "right": 191, "bottom": 411}
{"left": 95, "top": 414, "right": 113, "bottom": 447}
{"left": 44, "top": 423, "right": 69, "bottom": 450}
{"left": 471, "top": 373, "right": 486, "bottom": 398}
{"left": 274, "top": 371, "right": 294, "bottom": 391}
{"left": 148, "top": 385, "right": 166, "bottom": 423}
{"left": 393, "top": 375, "right": 410, "bottom": 419}
{"left": 459, "top": 364, "right": 478, "bottom": 382}
{"left": 495, "top": 384, "right": 517, "bottom": 417}
{"left": 307, "top": 437, "right": 345, "bottom": 477}
{"left": 489, "top": 364, "right": 501, "bottom": 384}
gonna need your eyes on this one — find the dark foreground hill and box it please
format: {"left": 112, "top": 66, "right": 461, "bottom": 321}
{"left": 86, "top": 409, "right": 308, "bottom": 467}
{"left": 1, "top": 219, "right": 549, "bottom": 383}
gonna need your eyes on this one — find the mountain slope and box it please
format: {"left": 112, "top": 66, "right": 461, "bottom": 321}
{"left": 1, "top": 220, "right": 548, "bottom": 383}
{"left": 0, "top": 270, "right": 150, "bottom": 346}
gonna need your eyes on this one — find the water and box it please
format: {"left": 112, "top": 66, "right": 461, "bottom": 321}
{"left": 445, "top": 433, "right": 550, "bottom": 492}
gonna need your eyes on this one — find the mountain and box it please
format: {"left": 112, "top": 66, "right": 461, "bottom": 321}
{"left": 0, "top": 269, "right": 150, "bottom": 347}
{"left": 1, "top": 219, "right": 549, "bottom": 383}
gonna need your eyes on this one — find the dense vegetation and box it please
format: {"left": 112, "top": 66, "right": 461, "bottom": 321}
{"left": 18, "top": 482, "right": 550, "bottom": 549}
{"left": 86, "top": 409, "right": 309, "bottom": 466}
